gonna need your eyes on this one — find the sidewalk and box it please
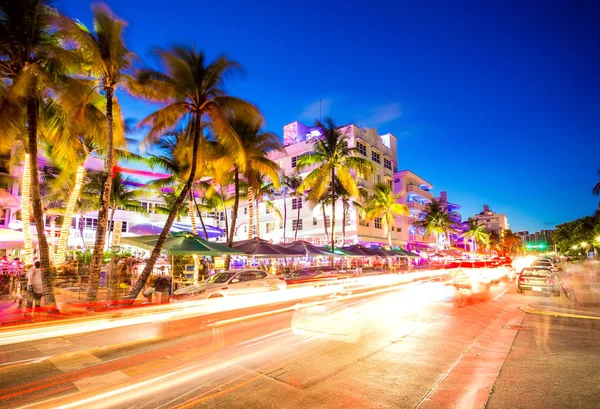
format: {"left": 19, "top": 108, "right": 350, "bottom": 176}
{"left": 0, "top": 286, "right": 149, "bottom": 326}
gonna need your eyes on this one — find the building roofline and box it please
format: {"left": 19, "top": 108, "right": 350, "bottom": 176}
{"left": 394, "top": 169, "right": 433, "bottom": 187}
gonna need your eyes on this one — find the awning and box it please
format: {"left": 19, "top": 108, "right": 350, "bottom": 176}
{"left": 129, "top": 222, "right": 223, "bottom": 239}
{"left": 121, "top": 233, "right": 243, "bottom": 256}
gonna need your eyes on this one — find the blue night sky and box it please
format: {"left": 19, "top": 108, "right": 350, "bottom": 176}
{"left": 56, "top": 0, "right": 600, "bottom": 233}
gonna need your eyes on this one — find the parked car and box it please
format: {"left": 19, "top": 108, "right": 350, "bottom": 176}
{"left": 284, "top": 266, "right": 351, "bottom": 286}
{"left": 171, "top": 269, "right": 286, "bottom": 301}
{"left": 517, "top": 267, "right": 560, "bottom": 296}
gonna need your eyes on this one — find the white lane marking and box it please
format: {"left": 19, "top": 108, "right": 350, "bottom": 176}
{"left": 49, "top": 350, "right": 102, "bottom": 373}
{"left": 493, "top": 288, "right": 509, "bottom": 301}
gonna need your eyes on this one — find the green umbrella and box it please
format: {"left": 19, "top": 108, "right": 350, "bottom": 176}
{"left": 318, "top": 245, "right": 362, "bottom": 257}
{"left": 121, "top": 233, "right": 243, "bottom": 256}
{"left": 392, "top": 248, "right": 421, "bottom": 258}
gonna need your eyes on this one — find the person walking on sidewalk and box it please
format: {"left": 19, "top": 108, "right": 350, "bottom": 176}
{"left": 24, "top": 261, "right": 43, "bottom": 319}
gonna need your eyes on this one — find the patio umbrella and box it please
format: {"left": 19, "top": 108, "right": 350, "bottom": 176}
{"left": 392, "top": 248, "right": 421, "bottom": 258}
{"left": 121, "top": 233, "right": 243, "bottom": 256}
{"left": 0, "top": 189, "right": 19, "bottom": 208}
{"left": 232, "top": 238, "right": 304, "bottom": 258}
{"left": 369, "top": 247, "right": 398, "bottom": 257}
{"left": 342, "top": 245, "right": 379, "bottom": 257}
{"left": 129, "top": 222, "right": 223, "bottom": 239}
{"left": 319, "top": 246, "right": 361, "bottom": 257}
{"left": 280, "top": 241, "right": 335, "bottom": 257}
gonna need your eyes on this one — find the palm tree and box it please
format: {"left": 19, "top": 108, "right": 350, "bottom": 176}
{"left": 413, "top": 199, "right": 455, "bottom": 250}
{"left": 592, "top": 169, "right": 600, "bottom": 208}
{"left": 281, "top": 173, "right": 303, "bottom": 242}
{"left": 60, "top": 4, "right": 139, "bottom": 303}
{"left": 126, "top": 46, "right": 256, "bottom": 300}
{"left": 254, "top": 175, "right": 280, "bottom": 239}
{"left": 365, "top": 183, "right": 410, "bottom": 247}
{"left": 0, "top": 0, "right": 79, "bottom": 311}
{"left": 297, "top": 118, "right": 374, "bottom": 255}
{"left": 461, "top": 217, "right": 489, "bottom": 253}
{"left": 226, "top": 112, "right": 281, "bottom": 245}
{"left": 306, "top": 192, "right": 329, "bottom": 242}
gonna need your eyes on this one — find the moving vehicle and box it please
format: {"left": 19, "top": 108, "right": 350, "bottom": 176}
{"left": 517, "top": 267, "right": 560, "bottom": 296}
{"left": 449, "top": 261, "right": 493, "bottom": 307}
{"left": 284, "top": 266, "right": 352, "bottom": 286}
{"left": 171, "top": 269, "right": 286, "bottom": 301}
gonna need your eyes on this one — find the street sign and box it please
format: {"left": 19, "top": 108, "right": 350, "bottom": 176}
{"left": 112, "top": 220, "right": 123, "bottom": 246}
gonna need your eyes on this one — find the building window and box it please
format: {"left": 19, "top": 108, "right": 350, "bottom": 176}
{"left": 387, "top": 180, "right": 393, "bottom": 190}
{"left": 372, "top": 151, "right": 380, "bottom": 164}
{"left": 266, "top": 222, "right": 275, "bottom": 234}
{"left": 356, "top": 142, "right": 367, "bottom": 156}
{"left": 313, "top": 217, "right": 317, "bottom": 226}
{"left": 325, "top": 216, "right": 331, "bottom": 227}
{"left": 359, "top": 217, "right": 369, "bottom": 227}
{"left": 384, "top": 158, "right": 392, "bottom": 170}
{"left": 376, "top": 174, "right": 381, "bottom": 184}
{"left": 394, "top": 178, "right": 400, "bottom": 183}
{"left": 374, "top": 218, "right": 382, "bottom": 229}
{"left": 244, "top": 225, "right": 247, "bottom": 233}
{"left": 244, "top": 207, "right": 247, "bottom": 215}
{"left": 82, "top": 217, "right": 98, "bottom": 231}
{"left": 291, "top": 156, "right": 298, "bottom": 168}
{"left": 292, "top": 219, "right": 303, "bottom": 231}
{"left": 292, "top": 197, "right": 302, "bottom": 210}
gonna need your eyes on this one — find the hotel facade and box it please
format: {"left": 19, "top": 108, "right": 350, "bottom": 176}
{"left": 1, "top": 119, "right": 467, "bottom": 253}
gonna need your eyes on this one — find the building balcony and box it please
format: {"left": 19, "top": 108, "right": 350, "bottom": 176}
{"left": 406, "top": 184, "right": 433, "bottom": 200}
{"left": 407, "top": 201, "right": 426, "bottom": 212}
{"left": 409, "top": 233, "right": 435, "bottom": 243}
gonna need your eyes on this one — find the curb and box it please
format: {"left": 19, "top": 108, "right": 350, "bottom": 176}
{"left": 521, "top": 305, "right": 600, "bottom": 320}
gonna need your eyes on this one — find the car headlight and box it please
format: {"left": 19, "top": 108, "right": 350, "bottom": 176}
{"left": 174, "top": 290, "right": 205, "bottom": 300}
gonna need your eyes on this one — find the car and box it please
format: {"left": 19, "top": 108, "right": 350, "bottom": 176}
{"left": 284, "top": 266, "right": 351, "bottom": 285}
{"left": 448, "top": 261, "right": 494, "bottom": 307}
{"left": 517, "top": 267, "right": 560, "bottom": 296}
{"left": 171, "top": 269, "right": 286, "bottom": 301}
{"left": 531, "top": 259, "right": 554, "bottom": 268}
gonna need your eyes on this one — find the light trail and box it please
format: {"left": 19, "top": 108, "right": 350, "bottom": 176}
{"left": 0, "top": 270, "right": 447, "bottom": 347}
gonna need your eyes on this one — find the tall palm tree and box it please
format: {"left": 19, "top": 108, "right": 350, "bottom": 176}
{"left": 0, "top": 0, "right": 79, "bottom": 311}
{"left": 60, "top": 4, "right": 139, "bottom": 303}
{"left": 126, "top": 46, "right": 256, "bottom": 300}
{"left": 226, "top": 112, "right": 281, "bottom": 245}
{"left": 461, "top": 217, "right": 489, "bottom": 253}
{"left": 281, "top": 173, "right": 302, "bottom": 242}
{"left": 413, "top": 199, "right": 454, "bottom": 250}
{"left": 365, "top": 183, "right": 410, "bottom": 247}
{"left": 297, "top": 118, "right": 374, "bottom": 255}
{"left": 254, "top": 174, "right": 279, "bottom": 239}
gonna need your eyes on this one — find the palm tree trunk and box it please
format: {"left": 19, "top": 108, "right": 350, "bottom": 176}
{"left": 255, "top": 198, "right": 260, "bottom": 239}
{"left": 342, "top": 202, "right": 347, "bottom": 246}
{"left": 127, "top": 113, "right": 201, "bottom": 301}
{"left": 294, "top": 196, "right": 300, "bottom": 241}
{"left": 228, "top": 170, "right": 240, "bottom": 247}
{"left": 330, "top": 169, "right": 336, "bottom": 266}
{"left": 108, "top": 207, "right": 116, "bottom": 247}
{"left": 27, "top": 96, "right": 57, "bottom": 310}
{"left": 220, "top": 188, "right": 229, "bottom": 242}
{"left": 188, "top": 190, "right": 197, "bottom": 235}
{"left": 192, "top": 193, "right": 208, "bottom": 239}
{"left": 55, "top": 165, "right": 85, "bottom": 266}
{"left": 88, "top": 87, "right": 115, "bottom": 303}
{"left": 21, "top": 153, "right": 33, "bottom": 265}
{"left": 322, "top": 203, "right": 328, "bottom": 239}
{"left": 282, "top": 194, "right": 287, "bottom": 243}
{"left": 247, "top": 186, "right": 254, "bottom": 239}
{"left": 387, "top": 214, "right": 393, "bottom": 247}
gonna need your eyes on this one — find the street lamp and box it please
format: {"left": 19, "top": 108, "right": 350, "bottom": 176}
{"left": 572, "top": 245, "right": 578, "bottom": 250}
{"left": 581, "top": 242, "right": 588, "bottom": 248}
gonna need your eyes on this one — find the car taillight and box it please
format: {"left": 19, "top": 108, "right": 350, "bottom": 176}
{"left": 544, "top": 279, "right": 554, "bottom": 284}
{"left": 221, "top": 287, "right": 228, "bottom": 290}
{"left": 518, "top": 276, "right": 528, "bottom": 282}
{"left": 279, "top": 277, "right": 285, "bottom": 280}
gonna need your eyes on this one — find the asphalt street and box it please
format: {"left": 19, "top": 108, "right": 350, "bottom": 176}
{"left": 0, "top": 268, "right": 598, "bottom": 409}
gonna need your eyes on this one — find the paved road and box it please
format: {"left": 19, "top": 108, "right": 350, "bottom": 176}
{"left": 0, "top": 270, "right": 598, "bottom": 409}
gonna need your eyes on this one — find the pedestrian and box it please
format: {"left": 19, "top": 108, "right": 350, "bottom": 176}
{"left": 24, "top": 261, "right": 43, "bottom": 319}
